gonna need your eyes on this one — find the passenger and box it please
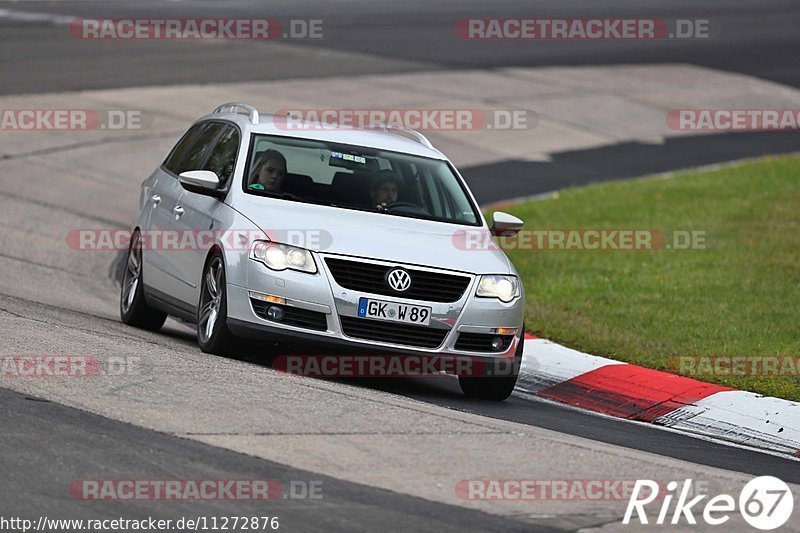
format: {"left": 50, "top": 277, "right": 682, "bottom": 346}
{"left": 370, "top": 170, "right": 401, "bottom": 209}
{"left": 248, "top": 149, "right": 287, "bottom": 192}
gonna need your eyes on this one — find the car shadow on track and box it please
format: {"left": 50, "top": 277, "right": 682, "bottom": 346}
{"left": 219, "top": 336, "right": 477, "bottom": 401}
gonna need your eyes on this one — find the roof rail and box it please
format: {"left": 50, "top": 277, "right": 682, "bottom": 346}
{"left": 212, "top": 102, "right": 259, "bottom": 125}
{"left": 380, "top": 126, "right": 435, "bottom": 150}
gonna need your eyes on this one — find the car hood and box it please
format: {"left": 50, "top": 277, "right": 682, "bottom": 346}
{"left": 231, "top": 196, "right": 513, "bottom": 275}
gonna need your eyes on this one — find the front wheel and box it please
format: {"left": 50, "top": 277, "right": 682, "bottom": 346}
{"left": 458, "top": 332, "right": 523, "bottom": 401}
{"left": 120, "top": 230, "right": 167, "bottom": 331}
{"left": 197, "top": 253, "right": 235, "bottom": 355}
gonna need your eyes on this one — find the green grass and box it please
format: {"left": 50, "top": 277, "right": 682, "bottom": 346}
{"left": 500, "top": 154, "right": 800, "bottom": 401}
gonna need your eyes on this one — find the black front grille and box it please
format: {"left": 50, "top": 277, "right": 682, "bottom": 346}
{"left": 340, "top": 316, "right": 449, "bottom": 348}
{"left": 454, "top": 333, "right": 514, "bottom": 352}
{"left": 325, "top": 258, "right": 470, "bottom": 303}
{"left": 251, "top": 299, "right": 328, "bottom": 331}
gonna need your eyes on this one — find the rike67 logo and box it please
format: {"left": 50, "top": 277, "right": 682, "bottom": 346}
{"left": 624, "top": 476, "right": 794, "bottom": 530}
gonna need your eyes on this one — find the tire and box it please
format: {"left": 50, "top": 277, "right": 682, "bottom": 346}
{"left": 197, "top": 252, "right": 235, "bottom": 355}
{"left": 120, "top": 230, "right": 168, "bottom": 331}
{"left": 458, "top": 332, "right": 523, "bottom": 401}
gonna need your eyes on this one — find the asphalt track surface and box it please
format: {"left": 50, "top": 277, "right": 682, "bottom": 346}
{"left": 2, "top": 0, "right": 799, "bottom": 204}
{"left": 1, "top": 1, "right": 800, "bottom": 530}
{"left": 0, "top": 387, "right": 542, "bottom": 532}
{"left": 1, "top": 291, "right": 799, "bottom": 528}
{"left": 1, "top": 0, "right": 799, "bottom": 92}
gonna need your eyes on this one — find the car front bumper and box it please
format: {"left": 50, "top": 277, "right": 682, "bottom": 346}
{"left": 225, "top": 252, "right": 525, "bottom": 360}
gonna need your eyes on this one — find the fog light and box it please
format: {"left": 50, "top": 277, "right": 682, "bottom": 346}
{"left": 266, "top": 305, "right": 285, "bottom": 322}
{"left": 491, "top": 336, "right": 505, "bottom": 351}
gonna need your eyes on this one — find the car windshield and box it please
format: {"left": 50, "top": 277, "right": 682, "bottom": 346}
{"left": 243, "top": 134, "right": 481, "bottom": 226}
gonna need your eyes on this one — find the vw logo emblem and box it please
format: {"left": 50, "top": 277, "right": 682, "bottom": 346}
{"left": 386, "top": 268, "right": 412, "bottom": 292}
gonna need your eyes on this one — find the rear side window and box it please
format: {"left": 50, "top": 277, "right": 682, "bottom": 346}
{"left": 163, "top": 122, "right": 225, "bottom": 175}
{"left": 202, "top": 125, "right": 240, "bottom": 187}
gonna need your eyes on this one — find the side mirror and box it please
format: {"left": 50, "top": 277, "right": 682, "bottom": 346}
{"left": 491, "top": 211, "right": 524, "bottom": 236}
{"left": 178, "top": 170, "right": 222, "bottom": 197}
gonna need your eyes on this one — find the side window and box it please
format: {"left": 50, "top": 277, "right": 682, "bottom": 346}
{"left": 162, "top": 122, "right": 225, "bottom": 175}
{"left": 202, "top": 125, "right": 239, "bottom": 187}
{"left": 163, "top": 124, "right": 205, "bottom": 174}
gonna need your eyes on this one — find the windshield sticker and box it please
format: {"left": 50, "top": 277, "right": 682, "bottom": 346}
{"left": 330, "top": 151, "right": 367, "bottom": 165}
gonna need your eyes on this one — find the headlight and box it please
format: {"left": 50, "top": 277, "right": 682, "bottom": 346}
{"left": 476, "top": 275, "right": 520, "bottom": 303}
{"left": 250, "top": 241, "right": 316, "bottom": 274}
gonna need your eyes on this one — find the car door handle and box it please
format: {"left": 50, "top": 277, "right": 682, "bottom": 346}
{"left": 173, "top": 206, "right": 184, "bottom": 219}
{"left": 151, "top": 194, "right": 161, "bottom": 205}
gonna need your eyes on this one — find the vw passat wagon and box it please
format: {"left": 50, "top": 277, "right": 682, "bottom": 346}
{"left": 121, "top": 103, "right": 526, "bottom": 400}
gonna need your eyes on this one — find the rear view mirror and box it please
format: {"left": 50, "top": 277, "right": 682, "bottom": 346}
{"left": 179, "top": 170, "right": 220, "bottom": 189}
{"left": 491, "top": 211, "right": 524, "bottom": 236}
{"left": 178, "top": 170, "right": 223, "bottom": 198}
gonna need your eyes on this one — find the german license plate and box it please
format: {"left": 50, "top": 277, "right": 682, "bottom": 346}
{"left": 357, "top": 298, "right": 431, "bottom": 326}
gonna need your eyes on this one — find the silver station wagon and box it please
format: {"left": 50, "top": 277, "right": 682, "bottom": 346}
{"left": 121, "top": 103, "right": 526, "bottom": 400}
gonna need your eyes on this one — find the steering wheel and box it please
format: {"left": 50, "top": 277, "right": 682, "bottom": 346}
{"left": 386, "top": 201, "right": 419, "bottom": 210}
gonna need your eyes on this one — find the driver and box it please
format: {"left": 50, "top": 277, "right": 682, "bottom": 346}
{"left": 370, "top": 170, "right": 400, "bottom": 209}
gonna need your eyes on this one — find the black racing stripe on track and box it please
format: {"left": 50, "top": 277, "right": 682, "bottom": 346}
{"left": 462, "top": 131, "right": 800, "bottom": 204}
